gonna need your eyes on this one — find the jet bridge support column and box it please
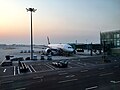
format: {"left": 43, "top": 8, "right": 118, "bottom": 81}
{"left": 90, "top": 43, "right": 93, "bottom": 56}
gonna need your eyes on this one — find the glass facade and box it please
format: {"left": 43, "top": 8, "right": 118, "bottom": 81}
{"left": 100, "top": 30, "right": 120, "bottom": 48}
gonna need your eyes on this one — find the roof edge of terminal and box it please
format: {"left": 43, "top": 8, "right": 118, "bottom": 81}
{"left": 101, "top": 30, "right": 120, "bottom": 34}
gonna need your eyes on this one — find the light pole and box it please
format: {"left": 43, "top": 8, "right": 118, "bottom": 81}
{"left": 26, "top": 8, "right": 37, "bottom": 60}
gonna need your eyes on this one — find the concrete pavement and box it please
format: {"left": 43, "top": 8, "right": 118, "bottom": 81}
{"left": 0, "top": 56, "right": 120, "bottom": 90}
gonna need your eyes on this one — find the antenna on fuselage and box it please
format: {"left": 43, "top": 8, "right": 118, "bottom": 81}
{"left": 47, "top": 36, "right": 50, "bottom": 44}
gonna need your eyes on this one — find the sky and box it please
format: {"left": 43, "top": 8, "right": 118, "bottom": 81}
{"left": 0, "top": 0, "right": 120, "bottom": 45}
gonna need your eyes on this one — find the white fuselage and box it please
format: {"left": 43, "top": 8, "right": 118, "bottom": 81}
{"left": 48, "top": 44, "right": 74, "bottom": 53}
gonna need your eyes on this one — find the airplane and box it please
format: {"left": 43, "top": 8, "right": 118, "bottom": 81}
{"left": 44, "top": 37, "right": 75, "bottom": 56}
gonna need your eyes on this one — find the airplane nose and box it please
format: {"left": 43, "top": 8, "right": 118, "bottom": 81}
{"left": 70, "top": 48, "right": 74, "bottom": 52}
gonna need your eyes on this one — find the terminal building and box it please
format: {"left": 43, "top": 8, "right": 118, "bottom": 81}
{"left": 100, "top": 30, "right": 120, "bottom": 56}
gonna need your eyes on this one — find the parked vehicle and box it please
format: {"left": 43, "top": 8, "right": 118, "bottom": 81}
{"left": 52, "top": 60, "right": 68, "bottom": 68}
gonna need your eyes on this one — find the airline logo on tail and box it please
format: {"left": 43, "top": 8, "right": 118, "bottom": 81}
{"left": 47, "top": 36, "right": 50, "bottom": 44}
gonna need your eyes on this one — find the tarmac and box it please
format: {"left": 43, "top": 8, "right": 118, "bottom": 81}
{"left": 0, "top": 45, "right": 120, "bottom": 90}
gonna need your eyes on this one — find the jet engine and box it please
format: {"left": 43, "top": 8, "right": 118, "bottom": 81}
{"left": 45, "top": 48, "right": 51, "bottom": 55}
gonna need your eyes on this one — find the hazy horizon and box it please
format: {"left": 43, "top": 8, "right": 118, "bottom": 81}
{"left": 0, "top": 0, "right": 120, "bottom": 45}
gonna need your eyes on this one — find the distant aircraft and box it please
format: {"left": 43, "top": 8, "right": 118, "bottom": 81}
{"left": 44, "top": 37, "right": 74, "bottom": 56}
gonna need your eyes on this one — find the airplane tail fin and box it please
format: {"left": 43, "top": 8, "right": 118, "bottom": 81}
{"left": 47, "top": 36, "right": 50, "bottom": 44}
